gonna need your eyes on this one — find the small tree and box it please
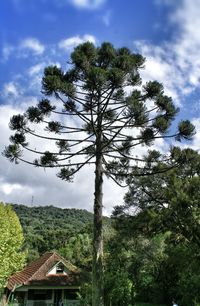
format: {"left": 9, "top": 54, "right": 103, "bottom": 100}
{"left": 0, "top": 202, "right": 25, "bottom": 289}
{"left": 3, "top": 42, "right": 195, "bottom": 305}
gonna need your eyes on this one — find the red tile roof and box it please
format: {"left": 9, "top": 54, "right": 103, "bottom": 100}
{"left": 7, "top": 252, "right": 80, "bottom": 291}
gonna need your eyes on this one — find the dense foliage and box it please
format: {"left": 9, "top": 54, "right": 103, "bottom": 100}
{"left": 0, "top": 203, "right": 25, "bottom": 288}
{"left": 12, "top": 204, "right": 92, "bottom": 262}
{"left": 103, "top": 230, "right": 200, "bottom": 306}
{"left": 111, "top": 148, "right": 200, "bottom": 306}
{"left": 12, "top": 204, "right": 110, "bottom": 268}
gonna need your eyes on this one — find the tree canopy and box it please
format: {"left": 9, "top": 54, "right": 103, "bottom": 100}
{"left": 0, "top": 202, "right": 25, "bottom": 288}
{"left": 4, "top": 42, "right": 195, "bottom": 181}
{"left": 113, "top": 147, "right": 200, "bottom": 246}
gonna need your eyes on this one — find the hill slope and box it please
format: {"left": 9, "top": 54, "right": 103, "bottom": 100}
{"left": 12, "top": 204, "right": 110, "bottom": 265}
{"left": 13, "top": 204, "right": 93, "bottom": 233}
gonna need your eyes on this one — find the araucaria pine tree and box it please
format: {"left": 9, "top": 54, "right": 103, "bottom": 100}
{"left": 4, "top": 42, "right": 195, "bottom": 306}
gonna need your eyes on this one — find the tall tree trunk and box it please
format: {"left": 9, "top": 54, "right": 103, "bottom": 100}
{"left": 92, "top": 146, "right": 104, "bottom": 306}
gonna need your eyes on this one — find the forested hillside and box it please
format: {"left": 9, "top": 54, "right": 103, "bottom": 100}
{"left": 12, "top": 204, "right": 102, "bottom": 265}
{"left": 13, "top": 204, "right": 94, "bottom": 233}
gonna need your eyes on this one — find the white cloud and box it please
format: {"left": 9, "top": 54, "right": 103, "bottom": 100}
{"left": 134, "top": 42, "right": 184, "bottom": 105}
{"left": 0, "top": 182, "right": 22, "bottom": 196}
{"left": 68, "top": 0, "right": 105, "bottom": 9}
{"left": 2, "top": 45, "right": 14, "bottom": 61}
{"left": 2, "top": 82, "right": 20, "bottom": 98}
{"left": 1, "top": 38, "right": 45, "bottom": 61}
{"left": 102, "top": 10, "right": 111, "bottom": 26}
{"left": 20, "top": 38, "right": 45, "bottom": 55}
{"left": 134, "top": 0, "right": 200, "bottom": 106}
{"left": 58, "top": 34, "right": 96, "bottom": 51}
{"left": 28, "top": 63, "right": 45, "bottom": 76}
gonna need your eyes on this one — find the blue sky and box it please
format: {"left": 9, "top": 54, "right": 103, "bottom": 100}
{"left": 0, "top": 0, "right": 200, "bottom": 213}
{"left": 0, "top": 0, "right": 169, "bottom": 44}
{"left": 0, "top": 0, "right": 170, "bottom": 86}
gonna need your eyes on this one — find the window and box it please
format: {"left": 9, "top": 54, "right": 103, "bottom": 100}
{"left": 56, "top": 262, "right": 65, "bottom": 274}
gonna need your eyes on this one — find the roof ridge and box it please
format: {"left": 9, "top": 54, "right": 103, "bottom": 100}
{"left": 56, "top": 253, "right": 79, "bottom": 272}
{"left": 27, "top": 252, "right": 56, "bottom": 283}
{"left": 23, "top": 251, "right": 54, "bottom": 268}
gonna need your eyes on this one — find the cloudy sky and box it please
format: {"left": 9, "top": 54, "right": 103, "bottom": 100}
{"left": 0, "top": 0, "right": 200, "bottom": 214}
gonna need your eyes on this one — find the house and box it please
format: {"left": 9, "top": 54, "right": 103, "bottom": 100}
{"left": 6, "top": 252, "right": 82, "bottom": 306}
